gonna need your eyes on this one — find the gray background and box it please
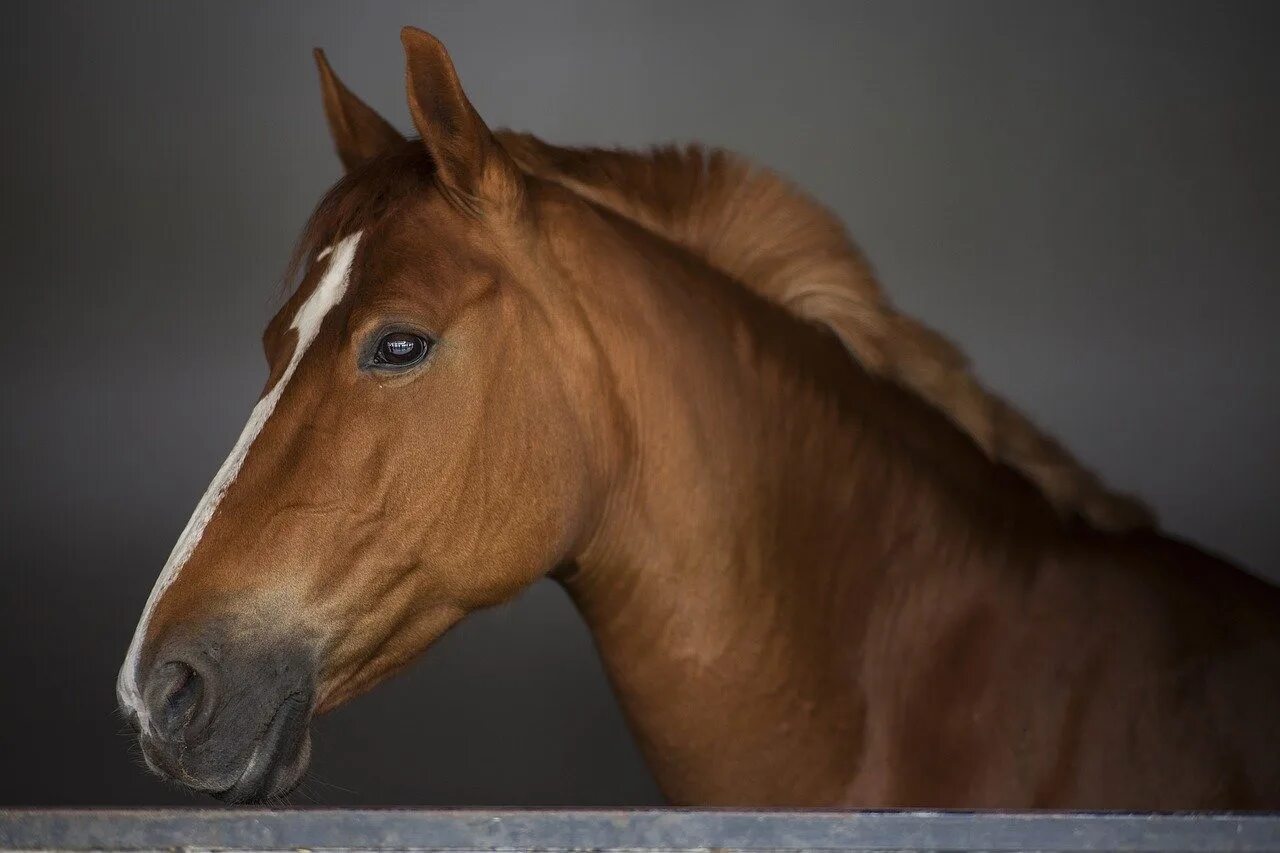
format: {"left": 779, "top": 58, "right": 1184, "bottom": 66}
{"left": 2, "top": 1, "right": 1277, "bottom": 806}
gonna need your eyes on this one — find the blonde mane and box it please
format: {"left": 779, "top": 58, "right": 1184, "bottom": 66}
{"left": 500, "top": 132, "right": 1152, "bottom": 532}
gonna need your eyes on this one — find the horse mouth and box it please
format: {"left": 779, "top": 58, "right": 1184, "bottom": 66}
{"left": 213, "top": 692, "right": 312, "bottom": 804}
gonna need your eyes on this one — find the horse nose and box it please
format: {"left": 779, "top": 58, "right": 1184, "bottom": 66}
{"left": 143, "top": 655, "right": 215, "bottom": 742}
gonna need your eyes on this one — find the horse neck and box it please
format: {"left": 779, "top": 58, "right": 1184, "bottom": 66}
{"left": 550, "top": 191, "right": 1065, "bottom": 805}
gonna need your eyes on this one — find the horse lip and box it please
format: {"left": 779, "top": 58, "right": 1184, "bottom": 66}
{"left": 213, "top": 692, "right": 311, "bottom": 804}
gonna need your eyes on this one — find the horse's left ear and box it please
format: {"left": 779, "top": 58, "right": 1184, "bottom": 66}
{"left": 401, "top": 26, "right": 522, "bottom": 212}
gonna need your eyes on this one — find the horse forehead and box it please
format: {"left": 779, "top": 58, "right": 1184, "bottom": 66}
{"left": 355, "top": 224, "right": 505, "bottom": 306}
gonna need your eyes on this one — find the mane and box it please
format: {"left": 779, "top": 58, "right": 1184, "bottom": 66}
{"left": 498, "top": 131, "right": 1153, "bottom": 532}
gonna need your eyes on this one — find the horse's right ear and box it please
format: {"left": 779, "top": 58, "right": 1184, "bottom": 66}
{"left": 401, "top": 26, "right": 523, "bottom": 214}
{"left": 314, "top": 48, "right": 405, "bottom": 172}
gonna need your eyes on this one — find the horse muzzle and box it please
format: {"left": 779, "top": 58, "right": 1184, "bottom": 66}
{"left": 123, "top": 622, "right": 317, "bottom": 803}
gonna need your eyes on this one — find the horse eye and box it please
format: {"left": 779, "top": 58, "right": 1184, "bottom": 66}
{"left": 372, "top": 332, "right": 431, "bottom": 368}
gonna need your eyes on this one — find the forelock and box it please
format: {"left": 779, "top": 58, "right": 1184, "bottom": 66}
{"left": 284, "top": 139, "right": 437, "bottom": 293}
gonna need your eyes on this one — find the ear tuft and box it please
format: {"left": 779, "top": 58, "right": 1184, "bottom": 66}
{"left": 315, "top": 47, "right": 405, "bottom": 172}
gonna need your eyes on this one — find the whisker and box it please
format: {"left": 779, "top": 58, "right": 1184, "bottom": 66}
{"left": 304, "top": 771, "right": 359, "bottom": 796}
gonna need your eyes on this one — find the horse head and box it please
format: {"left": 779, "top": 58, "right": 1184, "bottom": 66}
{"left": 117, "top": 28, "right": 618, "bottom": 802}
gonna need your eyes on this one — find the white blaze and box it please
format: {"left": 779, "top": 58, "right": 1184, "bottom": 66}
{"left": 117, "top": 232, "right": 361, "bottom": 729}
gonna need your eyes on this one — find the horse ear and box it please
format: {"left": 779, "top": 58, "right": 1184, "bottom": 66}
{"left": 400, "top": 26, "right": 521, "bottom": 211}
{"left": 314, "top": 48, "right": 405, "bottom": 172}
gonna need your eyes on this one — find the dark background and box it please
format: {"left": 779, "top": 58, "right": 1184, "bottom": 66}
{"left": 3, "top": 1, "right": 1278, "bottom": 805}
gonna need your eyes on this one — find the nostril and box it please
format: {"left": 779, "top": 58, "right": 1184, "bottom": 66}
{"left": 154, "top": 661, "right": 204, "bottom": 739}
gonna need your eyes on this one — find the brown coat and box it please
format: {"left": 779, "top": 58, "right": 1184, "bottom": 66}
{"left": 119, "top": 28, "right": 1280, "bottom": 808}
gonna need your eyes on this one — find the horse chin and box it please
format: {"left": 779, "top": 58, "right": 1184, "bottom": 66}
{"left": 213, "top": 697, "right": 313, "bottom": 804}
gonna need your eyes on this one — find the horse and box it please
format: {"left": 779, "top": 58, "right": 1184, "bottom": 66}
{"left": 117, "top": 27, "right": 1280, "bottom": 807}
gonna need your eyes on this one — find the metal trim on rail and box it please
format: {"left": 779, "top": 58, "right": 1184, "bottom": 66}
{"left": 3, "top": 808, "right": 1280, "bottom": 852}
